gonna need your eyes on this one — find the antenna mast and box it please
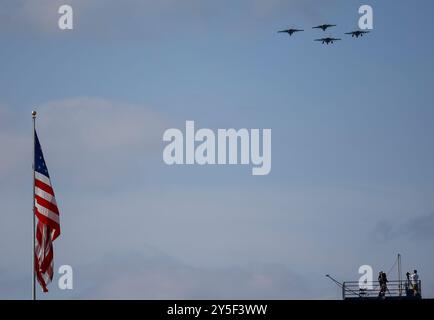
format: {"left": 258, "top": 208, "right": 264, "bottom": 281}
{"left": 398, "top": 253, "right": 402, "bottom": 296}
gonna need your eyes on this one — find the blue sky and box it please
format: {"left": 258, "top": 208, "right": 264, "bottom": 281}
{"left": 1, "top": 0, "right": 434, "bottom": 299}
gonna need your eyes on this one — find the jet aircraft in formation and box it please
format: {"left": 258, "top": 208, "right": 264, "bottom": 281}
{"left": 314, "top": 37, "right": 341, "bottom": 45}
{"left": 278, "top": 23, "right": 370, "bottom": 45}
{"left": 277, "top": 28, "right": 304, "bottom": 36}
{"left": 345, "top": 30, "right": 370, "bottom": 38}
{"left": 312, "top": 24, "right": 337, "bottom": 31}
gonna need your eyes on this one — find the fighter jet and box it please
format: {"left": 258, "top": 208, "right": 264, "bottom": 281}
{"left": 345, "top": 30, "right": 370, "bottom": 38}
{"left": 314, "top": 37, "right": 341, "bottom": 45}
{"left": 312, "top": 24, "right": 337, "bottom": 31}
{"left": 278, "top": 28, "right": 304, "bottom": 36}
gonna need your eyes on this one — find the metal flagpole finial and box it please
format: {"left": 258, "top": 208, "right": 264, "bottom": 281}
{"left": 32, "top": 110, "right": 37, "bottom": 118}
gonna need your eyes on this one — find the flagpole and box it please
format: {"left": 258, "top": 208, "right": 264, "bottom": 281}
{"left": 32, "top": 110, "right": 37, "bottom": 301}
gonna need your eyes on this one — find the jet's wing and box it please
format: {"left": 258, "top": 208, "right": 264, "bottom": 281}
{"left": 314, "top": 39, "right": 324, "bottom": 41}
{"left": 345, "top": 32, "right": 354, "bottom": 35}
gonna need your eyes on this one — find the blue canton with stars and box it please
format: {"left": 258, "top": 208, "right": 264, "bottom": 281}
{"left": 35, "top": 131, "right": 50, "bottom": 178}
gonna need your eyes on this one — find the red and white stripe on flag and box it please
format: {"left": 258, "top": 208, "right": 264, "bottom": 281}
{"left": 34, "top": 132, "right": 60, "bottom": 292}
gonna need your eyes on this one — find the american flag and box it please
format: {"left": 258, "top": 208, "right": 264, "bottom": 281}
{"left": 34, "top": 131, "right": 60, "bottom": 292}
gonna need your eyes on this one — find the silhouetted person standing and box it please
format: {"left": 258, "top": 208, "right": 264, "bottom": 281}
{"left": 378, "top": 271, "right": 389, "bottom": 298}
{"left": 405, "top": 272, "right": 412, "bottom": 297}
{"left": 410, "top": 270, "right": 420, "bottom": 297}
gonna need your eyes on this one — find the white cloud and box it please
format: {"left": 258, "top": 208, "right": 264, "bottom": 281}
{"left": 1, "top": 0, "right": 337, "bottom": 38}
{"left": 32, "top": 97, "right": 169, "bottom": 188}
{"left": 0, "top": 97, "right": 169, "bottom": 185}
{"left": 38, "top": 97, "right": 166, "bottom": 152}
{"left": 2, "top": 0, "right": 205, "bottom": 36}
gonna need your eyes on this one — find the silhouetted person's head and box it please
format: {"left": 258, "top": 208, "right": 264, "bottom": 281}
{"left": 414, "top": 270, "right": 417, "bottom": 274}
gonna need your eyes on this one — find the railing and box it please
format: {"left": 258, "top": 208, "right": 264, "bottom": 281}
{"left": 342, "top": 280, "right": 422, "bottom": 300}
